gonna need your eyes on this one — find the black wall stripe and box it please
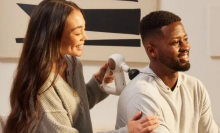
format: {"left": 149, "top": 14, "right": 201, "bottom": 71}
{"left": 15, "top": 38, "right": 24, "bottom": 43}
{"left": 16, "top": 38, "right": 141, "bottom": 47}
{"left": 17, "top": 4, "right": 140, "bottom": 35}
{"left": 17, "top": 3, "right": 36, "bottom": 16}
{"left": 83, "top": 9, "right": 140, "bottom": 35}
{"left": 85, "top": 39, "right": 140, "bottom": 47}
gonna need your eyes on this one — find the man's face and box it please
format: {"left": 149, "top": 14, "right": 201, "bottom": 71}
{"left": 155, "top": 21, "right": 190, "bottom": 71}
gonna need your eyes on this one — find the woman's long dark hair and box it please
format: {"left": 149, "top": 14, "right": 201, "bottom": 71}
{"left": 4, "top": 0, "right": 81, "bottom": 132}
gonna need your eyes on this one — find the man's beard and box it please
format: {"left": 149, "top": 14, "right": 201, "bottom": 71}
{"left": 158, "top": 51, "right": 190, "bottom": 72}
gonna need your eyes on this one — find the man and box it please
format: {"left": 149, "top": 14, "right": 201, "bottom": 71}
{"left": 115, "top": 11, "right": 220, "bottom": 133}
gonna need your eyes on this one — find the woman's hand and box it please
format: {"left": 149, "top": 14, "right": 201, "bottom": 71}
{"left": 128, "top": 111, "right": 159, "bottom": 133}
{"left": 94, "top": 63, "right": 114, "bottom": 85}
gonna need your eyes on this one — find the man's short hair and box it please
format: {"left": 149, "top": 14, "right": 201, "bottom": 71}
{"left": 139, "top": 10, "right": 181, "bottom": 43}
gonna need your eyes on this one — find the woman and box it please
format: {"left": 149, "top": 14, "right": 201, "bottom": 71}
{"left": 3, "top": 0, "right": 159, "bottom": 132}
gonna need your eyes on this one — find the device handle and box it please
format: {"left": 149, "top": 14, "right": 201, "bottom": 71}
{"left": 102, "top": 67, "right": 126, "bottom": 95}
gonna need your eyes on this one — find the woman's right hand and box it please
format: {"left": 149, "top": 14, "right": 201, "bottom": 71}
{"left": 127, "top": 111, "right": 159, "bottom": 133}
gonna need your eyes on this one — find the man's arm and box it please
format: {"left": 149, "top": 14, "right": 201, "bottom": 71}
{"left": 198, "top": 83, "right": 219, "bottom": 133}
{"left": 126, "top": 93, "right": 170, "bottom": 133}
{"left": 98, "top": 111, "right": 159, "bottom": 133}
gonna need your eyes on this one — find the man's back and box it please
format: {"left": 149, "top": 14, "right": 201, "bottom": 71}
{"left": 116, "top": 65, "right": 219, "bottom": 133}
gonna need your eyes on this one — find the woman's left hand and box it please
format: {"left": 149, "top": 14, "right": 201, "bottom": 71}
{"left": 94, "top": 63, "right": 114, "bottom": 85}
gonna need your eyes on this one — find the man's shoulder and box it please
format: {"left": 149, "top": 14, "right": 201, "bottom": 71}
{"left": 179, "top": 72, "right": 206, "bottom": 96}
{"left": 179, "top": 72, "right": 203, "bottom": 85}
{"left": 126, "top": 71, "right": 154, "bottom": 89}
{"left": 119, "top": 70, "right": 158, "bottom": 101}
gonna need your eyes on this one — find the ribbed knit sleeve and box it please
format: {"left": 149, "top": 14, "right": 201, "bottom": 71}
{"left": 35, "top": 111, "right": 79, "bottom": 133}
{"left": 86, "top": 75, "right": 109, "bottom": 109}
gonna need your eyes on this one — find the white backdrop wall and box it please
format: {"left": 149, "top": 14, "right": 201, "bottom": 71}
{"left": 0, "top": 0, "right": 220, "bottom": 132}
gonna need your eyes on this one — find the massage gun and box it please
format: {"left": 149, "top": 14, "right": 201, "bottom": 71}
{"left": 102, "top": 54, "right": 140, "bottom": 95}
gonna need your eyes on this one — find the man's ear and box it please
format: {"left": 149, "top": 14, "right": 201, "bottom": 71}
{"left": 146, "top": 44, "right": 157, "bottom": 58}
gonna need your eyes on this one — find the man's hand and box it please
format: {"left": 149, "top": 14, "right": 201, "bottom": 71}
{"left": 94, "top": 63, "right": 114, "bottom": 85}
{"left": 128, "top": 111, "right": 159, "bottom": 133}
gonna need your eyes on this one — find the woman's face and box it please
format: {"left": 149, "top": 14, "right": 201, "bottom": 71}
{"left": 60, "top": 10, "right": 88, "bottom": 57}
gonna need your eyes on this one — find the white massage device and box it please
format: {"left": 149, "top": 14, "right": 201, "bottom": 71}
{"left": 102, "top": 54, "right": 140, "bottom": 95}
